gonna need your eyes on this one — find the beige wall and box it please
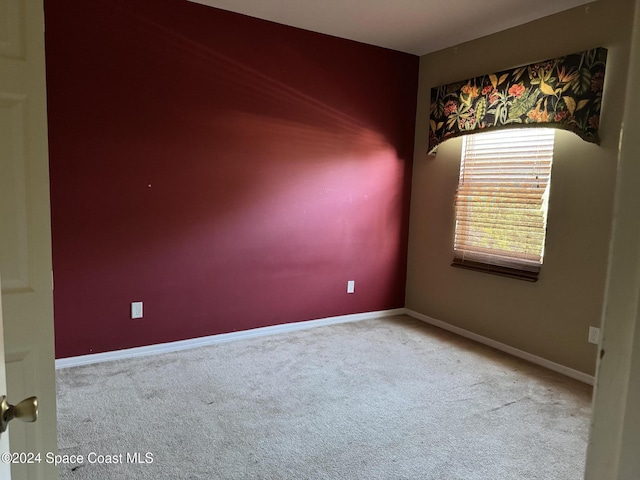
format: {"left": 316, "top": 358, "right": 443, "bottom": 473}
{"left": 406, "top": 0, "right": 635, "bottom": 375}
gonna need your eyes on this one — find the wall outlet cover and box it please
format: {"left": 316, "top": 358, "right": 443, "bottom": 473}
{"left": 131, "top": 301, "right": 143, "bottom": 319}
{"left": 347, "top": 280, "right": 355, "bottom": 294}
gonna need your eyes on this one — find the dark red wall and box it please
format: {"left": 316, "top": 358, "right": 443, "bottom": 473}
{"left": 45, "top": 0, "right": 418, "bottom": 358}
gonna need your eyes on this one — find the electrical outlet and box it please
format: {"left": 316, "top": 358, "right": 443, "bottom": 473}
{"left": 131, "top": 301, "right": 143, "bottom": 319}
{"left": 347, "top": 280, "right": 355, "bottom": 294}
{"left": 588, "top": 326, "right": 600, "bottom": 345}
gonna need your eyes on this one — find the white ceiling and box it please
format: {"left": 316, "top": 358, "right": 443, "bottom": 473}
{"left": 189, "top": 0, "right": 595, "bottom": 55}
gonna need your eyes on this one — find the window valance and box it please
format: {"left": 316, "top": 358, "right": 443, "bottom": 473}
{"left": 428, "top": 47, "right": 607, "bottom": 154}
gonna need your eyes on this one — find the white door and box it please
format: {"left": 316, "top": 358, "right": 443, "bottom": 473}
{"left": 0, "top": 0, "right": 59, "bottom": 479}
{"left": 0, "top": 283, "right": 11, "bottom": 479}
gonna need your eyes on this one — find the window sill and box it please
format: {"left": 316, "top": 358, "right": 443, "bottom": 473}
{"left": 451, "top": 259, "right": 539, "bottom": 282}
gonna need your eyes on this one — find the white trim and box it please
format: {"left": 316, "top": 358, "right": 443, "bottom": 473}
{"left": 404, "top": 308, "right": 595, "bottom": 386}
{"left": 56, "top": 306, "right": 596, "bottom": 385}
{"left": 55, "top": 308, "right": 405, "bottom": 369}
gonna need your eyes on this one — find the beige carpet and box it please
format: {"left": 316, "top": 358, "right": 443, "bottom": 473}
{"left": 56, "top": 315, "right": 592, "bottom": 479}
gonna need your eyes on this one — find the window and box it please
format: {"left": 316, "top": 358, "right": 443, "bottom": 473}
{"left": 452, "top": 128, "right": 555, "bottom": 281}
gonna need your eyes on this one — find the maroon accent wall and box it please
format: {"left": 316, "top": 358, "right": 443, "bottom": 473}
{"left": 45, "top": 0, "right": 418, "bottom": 358}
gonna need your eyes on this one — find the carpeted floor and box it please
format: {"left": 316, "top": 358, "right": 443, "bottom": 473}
{"left": 56, "top": 315, "right": 592, "bottom": 479}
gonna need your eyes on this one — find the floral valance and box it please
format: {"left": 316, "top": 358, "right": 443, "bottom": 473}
{"left": 428, "top": 47, "right": 608, "bottom": 154}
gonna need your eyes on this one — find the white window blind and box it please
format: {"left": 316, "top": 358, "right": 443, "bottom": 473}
{"left": 453, "top": 128, "right": 555, "bottom": 280}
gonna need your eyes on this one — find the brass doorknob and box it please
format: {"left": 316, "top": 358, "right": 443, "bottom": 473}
{"left": 0, "top": 396, "right": 38, "bottom": 433}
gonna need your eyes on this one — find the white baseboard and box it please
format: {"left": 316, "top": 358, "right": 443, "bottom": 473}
{"left": 404, "top": 308, "right": 595, "bottom": 386}
{"left": 56, "top": 307, "right": 595, "bottom": 385}
{"left": 55, "top": 308, "right": 406, "bottom": 369}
